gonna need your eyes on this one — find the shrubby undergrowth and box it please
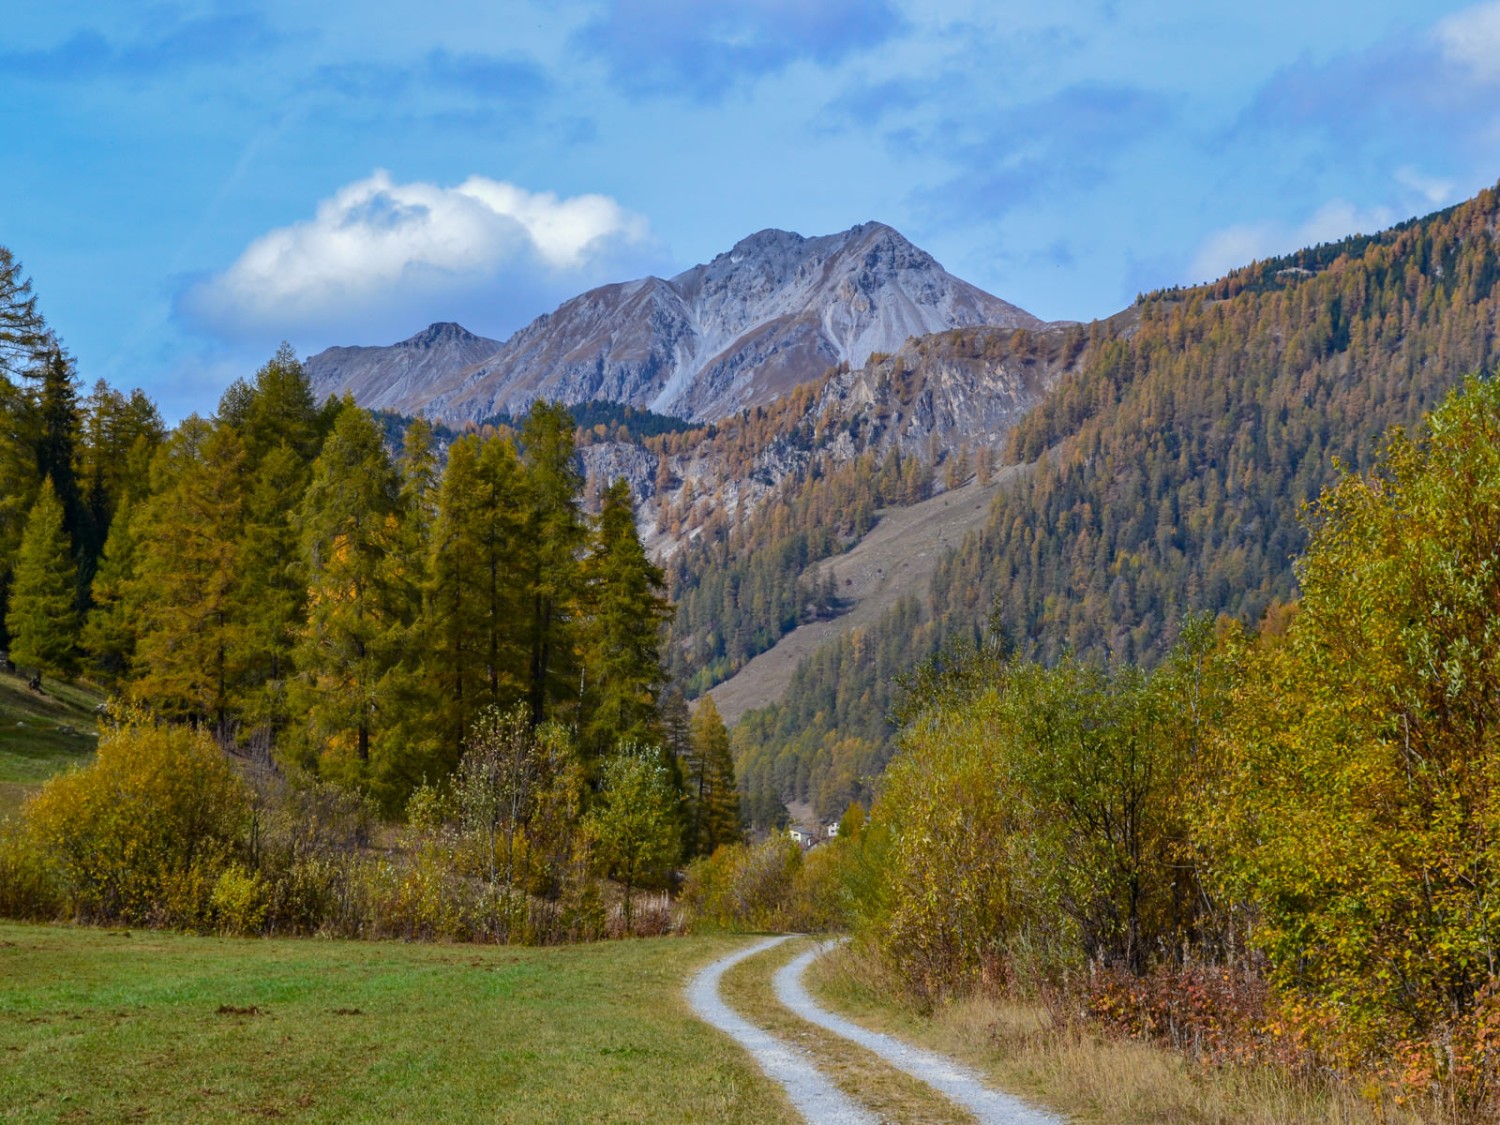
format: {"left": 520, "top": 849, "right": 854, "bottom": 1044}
{"left": 0, "top": 704, "right": 682, "bottom": 944}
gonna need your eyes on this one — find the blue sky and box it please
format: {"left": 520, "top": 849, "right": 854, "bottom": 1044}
{"left": 5, "top": 0, "right": 1500, "bottom": 419}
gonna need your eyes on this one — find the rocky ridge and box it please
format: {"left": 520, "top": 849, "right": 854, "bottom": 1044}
{"left": 306, "top": 222, "right": 1040, "bottom": 425}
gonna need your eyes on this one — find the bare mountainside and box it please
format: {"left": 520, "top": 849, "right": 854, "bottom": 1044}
{"left": 304, "top": 322, "right": 503, "bottom": 413}
{"left": 305, "top": 222, "right": 1040, "bottom": 425}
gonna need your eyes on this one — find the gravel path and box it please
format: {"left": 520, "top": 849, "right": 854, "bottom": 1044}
{"left": 774, "top": 942, "right": 1065, "bottom": 1125}
{"left": 687, "top": 936, "right": 879, "bottom": 1125}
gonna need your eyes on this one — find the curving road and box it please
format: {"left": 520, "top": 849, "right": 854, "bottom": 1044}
{"left": 685, "top": 936, "right": 878, "bottom": 1125}
{"left": 774, "top": 942, "right": 1064, "bottom": 1125}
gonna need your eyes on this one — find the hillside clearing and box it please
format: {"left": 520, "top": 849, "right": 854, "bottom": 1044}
{"left": 0, "top": 668, "right": 101, "bottom": 820}
{"left": 708, "top": 472, "right": 1018, "bottom": 724}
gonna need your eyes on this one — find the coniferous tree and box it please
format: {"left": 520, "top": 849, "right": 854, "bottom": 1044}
{"left": 0, "top": 378, "right": 39, "bottom": 645}
{"left": 6, "top": 479, "right": 79, "bottom": 680}
{"left": 128, "top": 420, "right": 249, "bottom": 735}
{"left": 424, "top": 434, "right": 529, "bottom": 771}
{"left": 80, "top": 381, "right": 163, "bottom": 555}
{"left": 236, "top": 443, "right": 309, "bottom": 740}
{"left": 29, "top": 349, "right": 86, "bottom": 573}
{"left": 0, "top": 248, "right": 50, "bottom": 380}
{"left": 81, "top": 494, "right": 139, "bottom": 688}
{"left": 291, "top": 401, "right": 407, "bottom": 794}
{"left": 520, "top": 403, "right": 586, "bottom": 726}
{"left": 580, "top": 478, "right": 671, "bottom": 757}
{"left": 685, "top": 695, "right": 741, "bottom": 855}
{"left": 219, "top": 347, "right": 326, "bottom": 745}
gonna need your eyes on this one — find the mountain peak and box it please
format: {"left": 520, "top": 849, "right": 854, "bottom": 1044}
{"left": 308, "top": 222, "right": 1041, "bottom": 424}
{"left": 398, "top": 322, "right": 481, "bottom": 349}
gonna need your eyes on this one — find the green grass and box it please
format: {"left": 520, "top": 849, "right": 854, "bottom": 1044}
{"left": 0, "top": 668, "right": 102, "bottom": 820}
{"left": 0, "top": 923, "right": 798, "bottom": 1124}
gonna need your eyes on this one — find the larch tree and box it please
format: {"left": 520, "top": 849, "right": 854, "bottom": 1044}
{"left": 6, "top": 478, "right": 79, "bottom": 680}
{"left": 292, "top": 401, "right": 408, "bottom": 795}
{"left": 685, "top": 695, "right": 741, "bottom": 855}
{"left": 579, "top": 477, "right": 671, "bottom": 757}
{"left": 519, "top": 403, "right": 586, "bottom": 726}
{"left": 128, "top": 420, "right": 249, "bottom": 736}
{"left": 424, "top": 434, "right": 528, "bottom": 773}
{"left": 80, "top": 494, "right": 139, "bottom": 689}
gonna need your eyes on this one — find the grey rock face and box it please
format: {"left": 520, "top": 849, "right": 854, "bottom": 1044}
{"left": 305, "top": 223, "right": 1041, "bottom": 425}
{"left": 306, "top": 322, "right": 503, "bottom": 413}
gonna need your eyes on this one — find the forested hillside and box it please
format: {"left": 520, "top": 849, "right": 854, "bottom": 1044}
{"left": 735, "top": 186, "right": 1500, "bottom": 823}
{"left": 645, "top": 322, "right": 1085, "bottom": 695}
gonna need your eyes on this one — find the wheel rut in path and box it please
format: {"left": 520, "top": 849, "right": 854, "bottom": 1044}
{"left": 686, "top": 936, "right": 878, "bottom": 1125}
{"left": 774, "top": 941, "right": 1065, "bottom": 1125}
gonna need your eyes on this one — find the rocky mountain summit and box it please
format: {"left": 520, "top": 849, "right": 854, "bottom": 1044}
{"left": 306, "top": 322, "right": 503, "bottom": 414}
{"left": 306, "top": 223, "right": 1040, "bottom": 425}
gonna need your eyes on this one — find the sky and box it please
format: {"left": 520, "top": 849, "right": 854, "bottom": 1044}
{"left": 5, "top": 0, "right": 1500, "bottom": 420}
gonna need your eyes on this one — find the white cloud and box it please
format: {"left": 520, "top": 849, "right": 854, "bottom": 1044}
{"left": 1436, "top": 2, "right": 1500, "bottom": 85}
{"left": 1394, "top": 165, "right": 1455, "bottom": 207}
{"left": 180, "top": 171, "right": 653, "bottom": 343}
{"left": 1187, "top": 199, "right": 1396, "bottom": 284}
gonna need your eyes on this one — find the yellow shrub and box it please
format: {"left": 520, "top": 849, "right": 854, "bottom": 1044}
{"left": 16, "top": 720, "right": 250, "bottom": 926}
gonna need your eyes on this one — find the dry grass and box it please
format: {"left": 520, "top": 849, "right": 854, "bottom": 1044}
{"left": 806, "top": 941, "right": 1436, "bottom": 1125}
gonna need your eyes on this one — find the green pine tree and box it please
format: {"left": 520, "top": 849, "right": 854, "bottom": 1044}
{"left": 579, "top": 478, "right": 672, "bottom": 757}
{"left": 685, "top": 695, "right": 741, "bottom": 855}
{"left": 81, "top": 494, "right": 139, "bottom": 688}
{"left": 127, "top": 420, "right": 248, "bottom": 735}
{"left": 520, "top": 403, "right": 586, "bottom": 726}
{"left": 291, "top": 401, "right": 408, "bottom": 796}
{"left": 6, "top": 478, "right": 79, "bottom": 680}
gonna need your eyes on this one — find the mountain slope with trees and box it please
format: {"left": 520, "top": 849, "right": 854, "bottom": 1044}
{"left": 733, "top": 184, "right": 1500, "bottom": 823}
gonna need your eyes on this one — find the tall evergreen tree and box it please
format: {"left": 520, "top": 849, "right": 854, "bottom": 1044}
{"left": 128, "top": 421, "right": 249, "bottom": 735}
{"left": 0, "top": 377, "right": 39, "bottom": 646}
{"left": 520, "top": 402, "right": 586, "bottom": 726}
{"left": 685, "top": 695, "right": 741, "bottom": 855}
{"left": 81, "top": 494, "right": 139, "bottom": 688}
{"left": 6, "top": 479, "right": 79, "bottom": 680}
{"left": 80, "top": 381, "right": 164, "bottom": 556}
{"left": 291, "top": 401, "right": 408, "bottom": 793}
{"left": 0, "top": 247, "right": 50, "bottom": 381}
{"left": 29, "top": 349, "right": 87, "bottom": 573}
{"left": 580, "top": 478, "right": 671, "bottom": 756}
{"left": 424, "top": 434, "right": 529, "bottom": 772}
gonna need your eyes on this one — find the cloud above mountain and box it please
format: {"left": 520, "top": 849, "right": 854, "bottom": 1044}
{"left": 178, "top": 171, "right": 656, "bottom": 346}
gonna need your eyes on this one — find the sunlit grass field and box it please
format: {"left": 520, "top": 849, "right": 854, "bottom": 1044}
{"left": 0, "top": 924, "right": 795, "bottom": 1124}
{"left": 0, "top": 667, "right": 100, "bottom": 820}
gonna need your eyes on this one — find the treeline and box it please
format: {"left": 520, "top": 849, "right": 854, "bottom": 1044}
{"left": 706, "top": 375, "right": 1500, "bottom": 1114}
{"left": 733, "top": 183, "right": 1500, "bottom": 819}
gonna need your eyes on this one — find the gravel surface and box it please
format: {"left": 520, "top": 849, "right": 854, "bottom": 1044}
{"left": 774, "top": 942, "right": 1065, "bottom": 1125}
{"left": 686, "top": 936, "right": 879, "bottom": 1125}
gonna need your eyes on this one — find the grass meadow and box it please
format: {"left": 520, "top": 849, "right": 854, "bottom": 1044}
{"left": 0, "top": 667, "right": 100, "bottom": 821}
{"left": 0, "top": 924, "right": 795, "bottom": 1124}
